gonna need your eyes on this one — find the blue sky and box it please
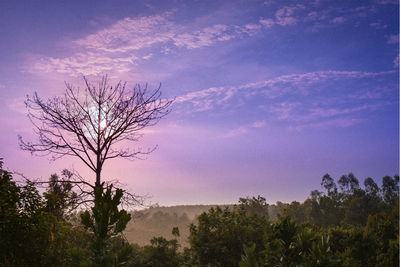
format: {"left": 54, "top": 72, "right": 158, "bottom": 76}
{"left": 0, "top": 0, "right": 398, "bottom": 205}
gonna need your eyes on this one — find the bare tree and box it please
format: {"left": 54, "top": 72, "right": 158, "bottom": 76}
{"left": 19, "top": 76, "right": 173, "bottom": 188}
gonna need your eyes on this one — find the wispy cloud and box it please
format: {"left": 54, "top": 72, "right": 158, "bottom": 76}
{"left": 369, "top": 20, "right": 388, "bottom": 29}
{"left": 292, "top": 117, "right": 365, "bottom": 131}
{"left": 173, "top": 24, "right": 236, "bottom": 49}
{"left": 24, "top": 2, "right": 386, "bottom": 78}
{"left": 394, "top": 53, "right": 399, "bottom": 67}
{"left": 176, "top": 70, "right": 397, "bottom": 129}
{"left": 222, "top": 126, "right": 249, "bottom": 138}
{"left": 387, "top": 34, "right": 399, "bottom": 44}
{"left": 252, "top": 121, "right": 266, "bottom": 128}
{"left": 74, "top": 14, "right": 176, "bottom": 53}
{"left": 330, "top": 16, "right": 346, "bottom": 24}
{"left": 259, "top": 19, "right": 275, "bottom": 28}
{"left": 25, "top": 12, "right": 264, "bottom": 77}
{"left": 260, "top": 4, "right": 305, "bottom": 28}
{"left": 222, "top": 120, "right": 266, "bottom": 138}
{"left": 276, "top": 4, "right": 305, "bottom": 26}
{"left": 177, "top": 70, "right": 396, "bottom": 106}
{"left": 375, "top": 0, "right": 399, "bottom": 5}
{"left": 25, "top": 52, "right": 137, "bottom": 76}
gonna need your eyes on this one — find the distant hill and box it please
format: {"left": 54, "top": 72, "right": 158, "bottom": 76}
{"left": 124, "top": 203, "right": 283, "bottom": 247}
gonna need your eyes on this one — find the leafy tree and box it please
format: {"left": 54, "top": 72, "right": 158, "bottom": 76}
{"left": 381, "top": 175, "right": 399, "bottom": 206}
{"left": 238, "top": 195, "right": 269, "bottom": 219}
{"left": 0, "top": 158, "right": 92, "bottom": 266}
{"left": 189, "top": 203, "right": 269, "bottom": 266}
{"left": 44, "top": 170, "right": 78, "bottom": 220}
{"left": 338, "top": 173, "right": 359, "bottom": 196}
{"left": 19, "top": 76, "right": 173, "bottom": 262}
{"left": 80, "top": 184, "right": 131, "bottom": 266}
{"left": 364, "top": 177, "right": 379, "bottom": 196}
{"left": 0, "top": 159, "right": 48, "bottom": 265}
{"left": 138, "top": 236, "right": 182, "bottom": 267}
{"left": 304, "top": 235, "right": 339, "bottom": 267}
{"left": 265, "top": 216, "right": 301, "bottom": 266}
{"left": 321, "top": 173, "right": 337, "bottom": 196}
{"left": 282, "top": 201, "right": 308, "bottom": 223}
{"left": 239, "top": 243, "right": 259, "bottom": 267}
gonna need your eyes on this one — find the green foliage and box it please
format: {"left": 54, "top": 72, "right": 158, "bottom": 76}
{"left": 1, "top": 157, "right": 398, "bottom": 267}
{"left": 239, "top": 243, "right": 259, "bottom": 267}
{"left": 44, "top": 170, "right": 78, "bottom": 220}
{"left": 139, "top": 236, "right": 182, "bottom": 267}
{"left": 80, "top": 184, "right": 132, "bottom": 266}
{"left": 189, "top": 200, "right": 269, "bottom": 267}
{"left": 304, "top": 235, "right": 339, "bottom": 266}
{"left": 0, "top": 159, "right": 92, "bottom": 266}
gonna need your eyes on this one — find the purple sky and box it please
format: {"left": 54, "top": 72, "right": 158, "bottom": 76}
{"left": 0, "top": 0, "right": 398, "bottom": 206}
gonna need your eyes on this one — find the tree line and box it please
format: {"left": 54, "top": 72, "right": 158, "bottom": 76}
{"left": 1, "top": 158, "right": 398, "bottom": 266}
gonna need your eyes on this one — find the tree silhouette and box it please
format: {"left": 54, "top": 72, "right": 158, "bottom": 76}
{"left": 19, "top": 76, "right": 173, "bottom": 188}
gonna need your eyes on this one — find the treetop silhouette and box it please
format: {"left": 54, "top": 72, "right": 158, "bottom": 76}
{"left": 19, "top": 76, "right": 173, "bottom": 187}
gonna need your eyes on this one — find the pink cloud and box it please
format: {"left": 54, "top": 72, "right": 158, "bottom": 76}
{"left": 387, "top": 34, "right": 399, "bottom": 44}
{"left": 74, "top": 14, "right": 176, "bottom": 53}
{"left": 292, "top": 118, "right": 365, "bottom": 131}
{"left": 222, "top": 126, "right": 248, "bottom": 138}
{"left": 26, "top": 13, "right": 266, "bottom": 77}
{"left": 252, "top": 121, "right": 266, "bottom": 128}
{"left": 275, "top": 4, "right": 304, "bottom": 26}
{"left": 25, "top": 52, "right": 136, "bottom": 76}
{"left": 176, "top": 70, "right": 395, "bottom": 109}
{"left": 221, "top": 120, "right": 266, "bottom": 138}
{"left": 259, "top": 19, "right": 275, "bottom": 28}
{"left": 369, "top": 21, "right": 388, "bottom": 29}
{"left": 330, "top": 17, "right": 346, "bottom": 24}
{"left": 394, "top": 54, "right": 399, "bottom": 67}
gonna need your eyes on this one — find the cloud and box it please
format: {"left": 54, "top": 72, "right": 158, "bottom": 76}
{"left": 252, "top": 121, "right": 266, "bottom": 128}
{"left": 176, "top": 86, "right": 225, "bottom": 103}
{"left": 176, "top": 70, "right": 396, "bottom": 129}
{"left": 26, "top": 12, "right": 265, "bottom": 76}
{"left": 394, "top": 54, "right": 399, "bottom": 67}
{"left": 292, "top": 118, "right": 365, "bottom": 131}
{"left": 222, "top": 120, "right": 266, "bottom": 138}
{"left": 173, "top": 24, "right": 235, "bottom": 49}
{"left": 72, "top": 12, "right": 263, "bottom": 52}
{"left": 260, "top": 4, "right": 305, "bottom": 28}
{"left": 74, "top": 14, "right": 176, "bottom": 53}
{"left": 303, "top": 104, "right": 381, "bottom": 121}
{"left": 142, "top": 53, "right": 153, "bottom": 60}
{"left": 275, "top": 5, "right": 304, "bottom": 26}
{"left": 25, "top": 52, "right": 137, "bottom": 76}
{"left": 268, "top": 102, "right": 299, "bottom": 120}
{"left": 330, "top": 17, "right": 346, "bottom": 24}
{"left": 177, "top": 70, "right": 396, "bottom": 106}
{"left": 387, "top": 34, "right": 399, "bottom": 44}
{"left": 375, "top": 0, "right": 398, "bottom": 4}
{"left": 369, "top": 21, "right": 388, "bottom": 29}
{"left": 222, "top": 126, "right": 249, "bottom": 138}
{"left": 259, "top": 19, "right": 275, "bottom": 28}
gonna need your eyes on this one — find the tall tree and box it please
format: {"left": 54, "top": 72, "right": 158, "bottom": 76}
{"left": 19, "top": 76, "right": 173, "bottom": 187}
{"left": 18, "top": 76, "right": 173, "bottom": 264}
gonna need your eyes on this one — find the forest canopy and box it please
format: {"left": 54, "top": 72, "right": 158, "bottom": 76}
{"left": 0, "top": 157, "right": 398, "bottom": 266}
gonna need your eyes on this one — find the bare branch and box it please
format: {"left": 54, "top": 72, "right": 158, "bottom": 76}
{"left": 19, "top": 75, "right": 173, "bottom": 188}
